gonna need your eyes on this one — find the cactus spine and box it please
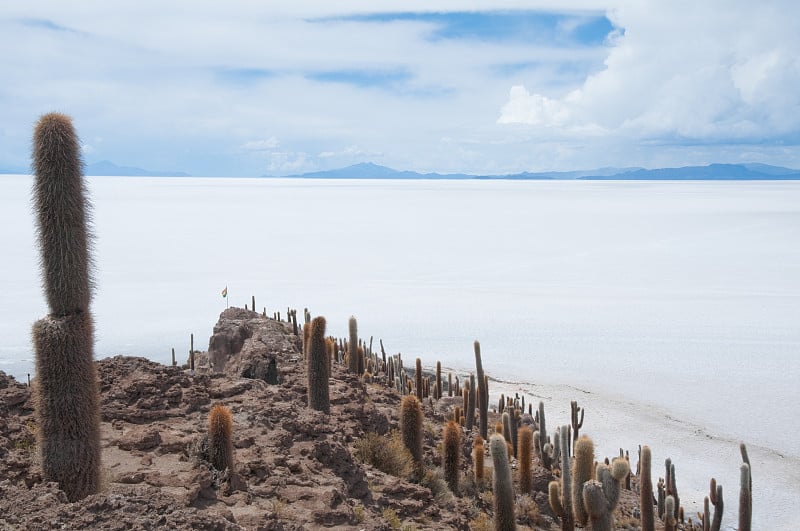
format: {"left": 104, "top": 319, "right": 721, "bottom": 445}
{"left": 490, "top": 434, "right": 516, "bottom": 531}
{"left": 572, "top": 434, "right": 594, "bottom": 526}
{"left": 208, "top": 404, "right": 234, "bottom": 472}
{"left": 549, "top": 425, "right": 575, "bottom": 531}
{"left": 347, "top": 316, "right": 358, "bottom": 373}
{"left": 640, "top": 445, "right": 655, "bottom": 531}
{"left": 400, "top": 395, "right": 423, "bottom": 473}
{"left": 306, "top": 316, "right": 329, "bottom": 413}
{"left": 443, "top": 420, "right": 461, "bottom": 494}
{"left": 31, "top": 113, "right": 101, "bottom": 502}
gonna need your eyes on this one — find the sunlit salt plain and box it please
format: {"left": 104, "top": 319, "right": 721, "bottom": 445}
{"left": 1, "top": 175, "right": 798, "bottom": 528}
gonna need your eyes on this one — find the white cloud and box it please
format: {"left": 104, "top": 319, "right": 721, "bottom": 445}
{"left": 241, "top": 137, "right": 280, "bottom": 152}
{"left": 498, "top": 1, "right": 800, "bottom": 144}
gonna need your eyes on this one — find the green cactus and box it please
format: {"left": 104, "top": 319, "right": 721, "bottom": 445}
{"left": 571, "top": 434, "right": 594, "bottom": 526}
{"left": 581, "top": 457, "right": 630, "bottom": 531}
{"left": 306, "top": 316, "right": 329, "bottom": 413}
{"left": 490, "top": 434, "right": 516, "bottom": 531}
{"left": 640, "top": 445, "right": 655, "bottom": 531}
{"left": 466, "top": 373, "right": 476, "bottom": 430}
{"left": 570, "top": 400, "right": 584, "bottom": 455}
{"left": 510, "top": 408, "right": 518, "bottom": 459}
{"left": 400, "top": 395, "right": 423, "bottom": 474}
{"left": 518, "top": 425, "right": 533, "bottom": 495}
{"left": 443, "top": 420, "right": 461, "bottom": 494}
{"left": 31, "top": 113, "right": 101, "bottom": 502}
{"left": 548, "top": 425, "right": 575, "bottom": 531}
{"left": 538, "top": 401, "right": 550, "bottom": 468}
{"left": 435, "top": 361, "right": 442, "bottom": 400}
{"left": 474, "top": 340, "right": 489, "bottom": 440}
{"left": 348, "top": 316, "right": 359, "bottom": 373}
{"left": 208, "top": 404, "right": 234, "bottom": 472}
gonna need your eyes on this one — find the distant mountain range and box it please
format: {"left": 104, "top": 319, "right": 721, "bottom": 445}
{"left": 4, "top": 160, "right": 799, "bottom": 180}
{"left": 280, "top": 162, "right": 800, "bottom": 180}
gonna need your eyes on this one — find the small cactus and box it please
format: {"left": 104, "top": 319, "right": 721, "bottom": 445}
{"left": 306, "top": 316, "right": 329, "bottom": 413}
{"left": 582, "top": 457, "right": 630, "bottom": 531}
{"left": 400, "top": 395, "right": 423, "bottom": 473}
{"left": 443, "top": 420, "right": 461, "bottom": 494}
{"left": 347, "top": 316, "right": 359, "bottom": 373}
{"left": 518, "top": 426, "right": 533, "bottom": 495}
{"left": 570, "top": 400, "right": 584, "bottom": 455}
{"left": 474, "top": 435, "right": 485, "bottom": 483}
{"left": 490, "top": 434, "right": 516, "bottom": 530}
{"left": 208, "top": 404, "right": 234, "bottom": 472}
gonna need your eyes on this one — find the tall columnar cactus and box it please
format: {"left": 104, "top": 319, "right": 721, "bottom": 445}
{"left": 473, "top": 435, "right": 485, "bottom": 483}
{"left": 306, "top": 316, "right": 329, "bottom": 413}
{"left": 443, "top": 420, "right": 461, "bottom": 494}
{"left": 581, "top": 458, "right": 630, "bottom": 531}
{"left": 572, "top": 434, "right": 595, "bottom": 526}
{"left": 709, "top": 478, "right": 723, "bottom": 531}
{"left": 435, "top": 361, "right": 442, "bottom": 400}
{"left": 31, "top": 113, "right": 101, "bottom": 502}
{"left": 740, "top": 443, "right": 752, "bottom": 517}
{"left": 510, "top": 408, "right": 518, "bottom": 458}
{"left": 518, "top": 426, "right": 533, "bottom": 495}
{"left": 490, "top": 434, "right": 516, "bottom": 531}
{"left": 347, "top": 316, "right": 359, "bottom": 373}
{"left": 415, "top": 358, "right": 423, "bottom": 400}
{"left": 208, "top": 404, "right": 234, "bottom": 472}
{"left": 466, "top": 373, "right": 476, "bottom": 430}
{"left": 400, "top": 395, "right": 423, "bottom": 474}
{"left": 538, "top": 401, "right": 551, "bottom": 468}
{"left": 739, "top": 463, "right": 751, "bottom": 531}
{"left": 640, "top": 445, "right": 655, "bottom": 531}
{"left": 549, "top": 425, "right": 575, "bottom": 531}
{"left": 474, "top": 340, "right": 489, "bottom": 440}
{"left": 570, "top": 400, "right": 584, "bottom": 456}
{"left": 665, "top": 459, "right": 680, "bottom": 521}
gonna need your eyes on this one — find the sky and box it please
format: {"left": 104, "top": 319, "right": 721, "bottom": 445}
{"left": 1, "top": 1, "right": 799, "bottom": 176}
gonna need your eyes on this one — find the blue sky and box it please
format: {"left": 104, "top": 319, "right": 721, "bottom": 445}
{"left": 1, "top": 1, "right": 799, "bottom": 176}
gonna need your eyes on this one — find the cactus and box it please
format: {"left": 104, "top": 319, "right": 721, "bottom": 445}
{"left": 466, "top": 373, "right": 476, "bottom": 430}
{"left": 474, "top": 340, "right": 489, "bottom": 440}
{"left": 400, "top": 395, "right": 423, "bottom": 472}
{"left": 640, "top": 445, "right": 655, "bottom": 531}
{"left": 548, "top": 425, "right": 575, "bottom": 531}
{"left": 208, "top": 404, "right": 234, "bottom": 472}
{"left": 415, "top": 358, "right": 423, "bottom": 400}
{"left": 306, "top": 316, "right": 329, "bottom": 413}
{"left": 347, "top": 316, "right": 359, "bottom": 373}
{"left": 538, "top": 401, "right": 550, "bottom": 468}
{"left": 740, "top": 443, "right": 752, "bottom": 517}
{"left": 572, "top": 434, "right": 594, "bottom": 526}
{"left": 739, "top": 463, "right": 751, "bottom": 531}
{"left": 510, "top": 408, "right": 518, "bottom": 458}
{"left": 581, "top": 457, "right": 630, "bottom": 531}
{"left": 31, "top": 113, "right": 101, "bottom": 502}
{"left": 435, "top": 361, "right": 442, "bottom": 400}
{"left": 490, "top": 434, "right": 516, "bottom": 530}
{"left": 518, "top": 426, "right": 533, "bottom": 495}
{"left": 443, "top": 420, "right": 461, "bottom": 494}
{"left": 709, "top": 478, "right": 723, "bottom": 531}
{"left": 664, "top": 495, "right": 677, "bottom": 531}
{"left": 570, "top": 400, "right": 584, "bottom": 455}
{"left": 474, "top": 435, "right": 485, "bottom": 483}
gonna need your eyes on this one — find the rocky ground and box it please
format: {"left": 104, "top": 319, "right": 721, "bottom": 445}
{"left": 0, "top": 307, "right": 655, "bottom": 530}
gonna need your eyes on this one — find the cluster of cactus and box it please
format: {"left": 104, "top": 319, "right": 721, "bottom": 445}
{"left": 31, "top": 113, "right": 101, "bottom": 502}
{"left": 548, "top": 425, "right": 575, "bottom": 531}
{"left": 582, "top": 457, "right": 629, "bottom": 530}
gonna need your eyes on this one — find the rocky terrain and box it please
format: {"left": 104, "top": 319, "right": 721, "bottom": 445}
{"left": 1, "top": 307, "right": 652, "bottom": 530}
